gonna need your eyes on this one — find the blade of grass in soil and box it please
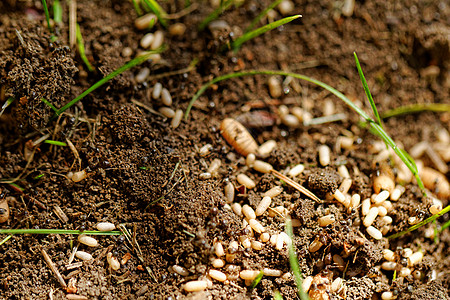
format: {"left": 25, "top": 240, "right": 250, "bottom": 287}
{"left": 388, "top": 204, "right": 450, "bottom": 239}
{"left": 76, "top": 23, "right": 95, "bottom": 72}
{"left": 44, "top": 140, "right": 67, "bottom": 146}
{"left": 354, "top": 52, "right": 383, "bottom": 128}
{"left": 250, "top": 271, "right": 264, "bottom": 289}
{"left": 185, "top": 68, "right": 425, "bottom": 194}
{"left": 53, "top": 0, "right": 62, "bottom": 24}
{"left": 141, "top": 0, "right": 168, "bottom": 27}
{"left": 40, "top": 97, "right": 58, "bottom": 112}
{"left": 381, "top": 103, "right": 450, "bottom": 119}
{"left": 54, "top": 47, "right": 165, "bottom": 117}
{"left": 245, "top": 0, "right": 284, "bottom": 32}
{"left": 198, "top": 0, "right": 235, "bottom": 30}
{"left": 132, "top": 0, "right": 143, "bottom": 16}
{"left": 286, "top": 218, "right": 309, "bottom": 300}
{"left": 0, "top": 229, "right": 122, "bottom": 235}
{"left": 229, "top": 15, "right": 302, "bottom": 51}
{"left": 0, "top": 97, "right": 15, "bottom": 117}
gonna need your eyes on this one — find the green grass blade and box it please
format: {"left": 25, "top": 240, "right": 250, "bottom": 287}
{"left": 250, "top": 270, "right": 264, "bottom": 289}
{"left": 354, "top": 52, "right": 382, "bottom": 128}
{"left": 245, "top": 0, "right": 284, "bottom": 32}
{"left": 231, "top": 15, "right": 301, "bottom": 51}
{"left": 381, "top": 103, "right": 450, "bottom": 119}
{"left": 40, "top": 97, "right": 58, "bottom": 112}
{"left": 0, "top": 229, "right": 122, "bottom": 235}
{"left": 76, "top": 24, "right": 95, "bottom": 72}
{"left": 186, "top": 68, "right": 425, "bottom": 193}
{"left": 286, "top": 219, "right": 309, "bottom": 300}
{"left": 54, "top": 47, "right": 165, "bottom": 117}
{"left": 132, "top": 0, "right": 143, "bottom": 16}
{"left": 0, "top": 235, "right": 12, "bottom": 246}
{"left": 273, "top": 291, "right": 284, "bottom": 300}
{"left": 0, "top": 97, "right": 15, "bottom": 117}
{"left": 388, "top": 204, "right": 450, "bottom": 239}
{"left": 53, "top": 0, "right": 62, "bottom": 23}
{"left": 441, "top": 218, "right": 450, "bottom": 233}
{"left": 44, "top": 140, "right": 67, "bottom": 146}
{"left": 141, "top": 0, "right": 168, "bottom": 27}
{"left": 41, "top": 0, "right": 52, "bottom": 32}
{"left": 198, "top": 0, "right": 235, "bottom": 31}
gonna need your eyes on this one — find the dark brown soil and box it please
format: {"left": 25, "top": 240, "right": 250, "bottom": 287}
{"left": 0, "top": 0, "right": 449, "bottom": 299}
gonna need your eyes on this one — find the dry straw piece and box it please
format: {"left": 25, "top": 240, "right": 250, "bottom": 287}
{"left": 220, "top": 118, "right": 258, "bottom": 156}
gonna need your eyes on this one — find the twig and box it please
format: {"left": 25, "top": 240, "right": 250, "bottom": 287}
{"left": 271, "top": 169, "right": 321, "bottom": 202}
{"left": 131, "top": 99, "right": 164, "bottom": 117}
{"left": 161, "top": 161, "right": 180, "bottom": 188}
{"left": 41, "top": 248, "right": 67, "bottom": 289}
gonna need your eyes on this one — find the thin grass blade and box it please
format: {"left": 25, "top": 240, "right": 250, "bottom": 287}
{"left": 354, "top": 52, "right": 382, "bottom": 128}
{"left": 0, "top": 229, "right": 122, "bottom": 235}
{"left": 198, "top": 0, "right": 235, "bottom": 30}
{"left": 44, "top": 140, "right": 67, "bottom": 146}
{"left": 53, "top": 0, "right": 63, "bottom": 24}
{"left": 286, "top": 219, "right": 309, "bottom": 300}
{"left": 0, "top": 97, "right": 15, "bottom": 117}
{"left": 141, "top": 0, "right": 168, "bottom": 27}
{"left": 76, "top": 24, "right": 94, "bottom": 72}
{"left": 273, "top": 291, "right": 284, "bottom": 300}
{"left": 250, "top": 270, "right": 264, "bottom": 289}
{"left": 231, "top": 15, "right": 301, "bottom": 51}
{"left": 388, "top": 204, "right": 450, "bottom": 239}
{"left": 245, "top": 0, "right": 284, "bottom": 32}
{"left": 132, "top": 0, "right": 143, "bottom": 16}
{"left": 0, "top": 235, "right": 12, "bottom": 246}
{"left": 41, "top": 0, "right": 52, "bottom": 32}
{"left": 54, "top": 47, "right": 165, "bottom": 117}
{"left": 40, "top": 97, "right": 58, "bottom": 112}
{"left": 381, "top": 103, "right": 450, "bottom": 119}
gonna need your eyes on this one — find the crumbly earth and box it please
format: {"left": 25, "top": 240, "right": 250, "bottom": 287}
{"left": 0, "top": 0, "right": 449, "bottom": 299}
